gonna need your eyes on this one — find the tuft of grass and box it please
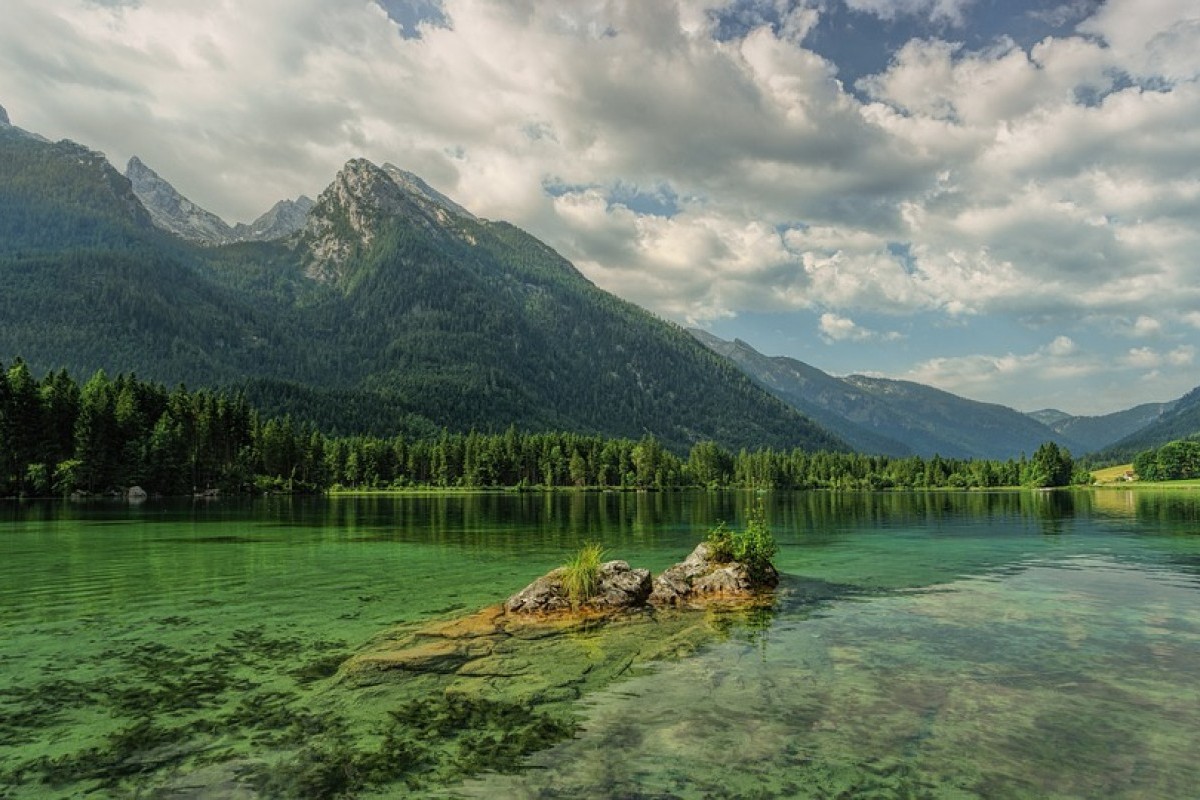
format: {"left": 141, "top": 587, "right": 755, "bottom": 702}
{"left": 561, "top": 542, "right": 606, "bottom": 607}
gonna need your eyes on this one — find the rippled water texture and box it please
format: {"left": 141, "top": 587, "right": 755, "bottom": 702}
{"left": 2, "top": 490, "right": 1199, "bottom": 798}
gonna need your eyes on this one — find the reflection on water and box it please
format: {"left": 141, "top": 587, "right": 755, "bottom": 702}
{"left": 2, "top": 490, "right": 1200, "bottom": 798}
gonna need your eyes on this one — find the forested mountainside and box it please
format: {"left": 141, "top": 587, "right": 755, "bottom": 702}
{"left": 0, "top": 115, "right": 843, "bottom": 454}
{"left": 690, "top": 330, "right": 912, "bottom": 456}
{"left": 1090, "top": 386, "right": 1200, "bottom": 464}
{"left": 692, "top": 330, "right": 1089, "bottom": 460}
{"left": 1027, "top": 402, "right": 1174, "bottom": 454}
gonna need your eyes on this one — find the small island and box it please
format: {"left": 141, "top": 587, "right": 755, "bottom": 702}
{"left": 343, "top": 507, "right": 780, "bottom": 687}
{"left": 507, "top": 505, "right": 779, "bottom": 615}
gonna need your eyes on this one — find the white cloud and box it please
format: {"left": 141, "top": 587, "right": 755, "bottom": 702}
{"left": 1124, "top": 346, "right": 1162, "bottom": 369}
{"left": 844, "top": 0, "right": 974, "bottom": 27}
{"left": 1132, "top": 315, "right": 1163, "bottom": 337}
{"left": 1120, "top": 344, "right": 1193, "bottom": 369}
{"left": 1169, "top": 344, "right": 1196, "bottom": 365}
{"left": 0, "top": 0, "right": 1198, "bottom": 413}
{"left": 904, "top": 335, "right": 1195, "bottom": 412}
{"left": 904, "top": 336, "right": 1102, "bottom": 405}
{"left": 818, "top": 312, "right": 903, "bottom": 343}
{"left": 1078, "top": 0, "right": 1200, "bottom": 83}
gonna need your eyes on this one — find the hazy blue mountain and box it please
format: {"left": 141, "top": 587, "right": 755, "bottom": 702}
{"left": 1091, "top": 388, "right": 1200, "bottom": 463}
{"left": 1027, "top": 409, "right": 1073, "bottom": 427}
{"left": 692, "top": 330, "right": 1086, "bottom": 459}
{"left": 0, "top": 121, "right": 843, "bottom": 453}
{"left": 1028, "top": 403, "right": 1174, "bottom": 454}
{"left": 690, "top": 330, "right": 912, "bottom": 456}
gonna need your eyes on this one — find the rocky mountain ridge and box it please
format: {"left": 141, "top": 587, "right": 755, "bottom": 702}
{"left": 298, "top": 157, "right": 475, "bottom": 283}
{"left": 126, "top": 156, "right": 236, "bottom": 245}
{"left": 124, "top": 155, "right": 312, "bottom": 246}
{"left": 231, "top": 196, "right": 315, "bottom": 241}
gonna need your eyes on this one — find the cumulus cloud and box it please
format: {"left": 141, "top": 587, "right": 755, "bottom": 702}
{"left": 1132, "top": 315, "right": 1163, "bottom": 337}
{"left": 906, "top": 335, "right": 1197, "bottom": 412}
{"left": 908, "top": 336, "right": 1089, "bottom": 389}
{"left": 1124, "top": 344, "right": 1196, "bottom": 369}
{"left": 0, "top": 0, "right": 1198, "bottom": 412}
{"left": 818, "top": 312, "right": 903, "bottom": 343}
{"left": 844, "top": 0, "right": 974, "bottom": 27}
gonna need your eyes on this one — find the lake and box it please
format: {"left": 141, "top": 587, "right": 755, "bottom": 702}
{"left": 2, "top": 490, "right": 1199, "bottom": 798}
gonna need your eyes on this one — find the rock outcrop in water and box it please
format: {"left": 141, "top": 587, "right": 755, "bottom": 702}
{"left": 341, "top": 542, "right": 779, "bottom": 694}
{"left": 649, "top": 541, "right": 779, "bottom": 606}
{"left": 504, "top": 542, "right": 777, "bottom": 616}
{"left": 504, "top": 560, "right": 652, "bottom": 614}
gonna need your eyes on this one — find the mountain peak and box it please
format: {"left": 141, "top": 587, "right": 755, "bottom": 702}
{"left": 300, "top": 158, "right": 474, "bottom": 283}
{"left": 231, "top": 195, "right": 315, "bottom": 242}
{"left": 125, "top": 155, "right": 235, "bottom": 245}
{"left": 381, "top": 163, "right": 476, "bottom": 220}
{"left": 0, "top": 104, "right": 9, "bottom": 126}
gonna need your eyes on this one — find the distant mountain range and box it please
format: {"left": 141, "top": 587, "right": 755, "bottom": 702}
{"left": 1026, "top": 403, "right": 1175, "bottom": 454}
{"left": 1, "top": 105, "right": 1194, "bottom": 460}
{"left": 1086, "top": 387, "right": 1200, "bottom": 463}
{"left": 690, "top": 331, "right": 1089, "bottom": 459}
{"left": 691, "top": 331, "right": 1194, "bottom": 460}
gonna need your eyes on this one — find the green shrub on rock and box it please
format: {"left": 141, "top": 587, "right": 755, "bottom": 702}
{"left": 704, "top": 500, "right": 778, "bottom": 584}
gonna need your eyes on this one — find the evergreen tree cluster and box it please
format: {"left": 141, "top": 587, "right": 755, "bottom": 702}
{"left": 1, "top": 359, "right": 1091, "bottom": 497}
{"left": 0, "top": 359, "right": 267, "bottom": 497}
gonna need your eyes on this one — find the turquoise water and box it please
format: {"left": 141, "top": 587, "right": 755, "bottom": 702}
{"left": 2, "top": 490, "right": 1199, "bottom": 797}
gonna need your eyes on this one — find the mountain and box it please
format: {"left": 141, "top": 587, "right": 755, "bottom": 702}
{"left": 0, "top": 122, "right": 153, "bottom": 255}
{"left": 1027, "top": 409, "right": 1073, "bottom": 427}
{"left": 1091, "top": 387, "right": 1200, "bottom": 463}
{"left": 0, "top": 117, "right": 843, "bottom": 453}
{"left": 126, "top": 156, "right": 312, "bottom": 245}
{"left": 690, "top": 331, "right": 912, "bottom": 455}
{"left": 381, "top": 164, "right": 476, "bottom": 219}
{"left": 1028, "top": 402, "right": 1174, "bottom": 454}
{"left": 231, "top": 196, "right": 315, "bottom": 242}
{"left": 126, "top": 156, "right": 237, "bottom": 245}
{"left": 692, "top": 330, "right": 1086, "bottom": 460}
{"left": 274, "top": 157, "right": 846, "bottom": 450}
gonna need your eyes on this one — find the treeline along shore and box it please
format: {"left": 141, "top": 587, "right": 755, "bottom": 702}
{"left": 0, "top": 359, "right": 1088, "bottom": 497}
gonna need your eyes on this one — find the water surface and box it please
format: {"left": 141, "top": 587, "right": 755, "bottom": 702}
{"left": 2, "top": 490, "right": 1198, "bottom": 798}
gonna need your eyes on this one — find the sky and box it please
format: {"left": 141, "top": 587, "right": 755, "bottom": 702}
{"left": 1, "top": 0, "right": 1199, "bottom": 416}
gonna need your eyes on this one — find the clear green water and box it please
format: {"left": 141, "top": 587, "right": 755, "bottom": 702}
{"left": 2, "top": 490, "right": 1199, "bottom": 798}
